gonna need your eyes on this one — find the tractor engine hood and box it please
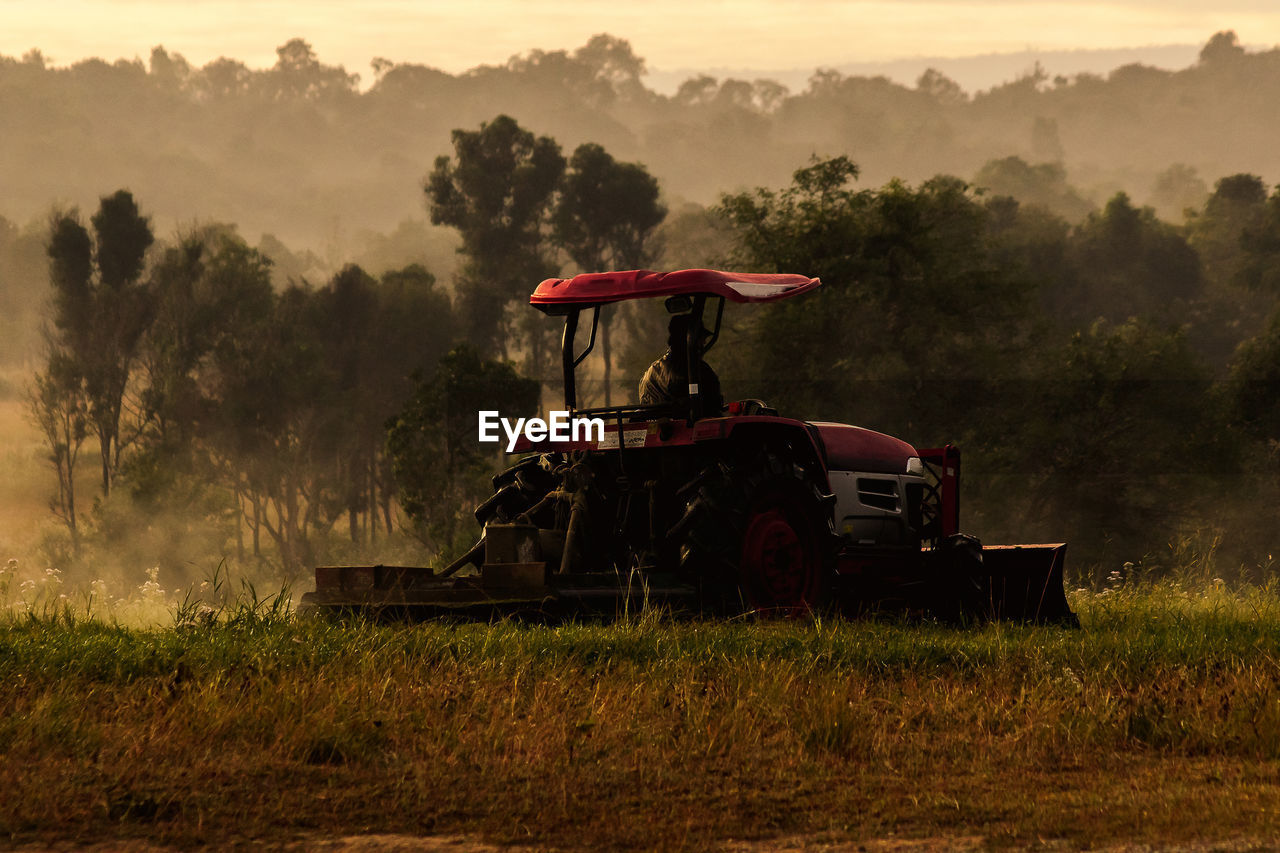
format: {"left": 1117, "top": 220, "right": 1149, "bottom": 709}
{"left": 809, "top": 422, "right": 919, "bottom": 475}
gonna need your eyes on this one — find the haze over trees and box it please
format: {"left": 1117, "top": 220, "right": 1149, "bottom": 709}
{"left": 424, "top": 115, "right": 565, "bottom": 364}
{"left": 5, "top": 30, "right": 1280, "bottom": 583}
{"left": 25, "top": 193, "right": 459, "bottom": 577}
{"left": 2, "top": 31, "right": 1280, "bottom": 268}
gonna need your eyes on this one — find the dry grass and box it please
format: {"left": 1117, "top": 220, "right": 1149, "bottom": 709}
{"left": 3, "top": 582, "right": 1280, "bottom": 850}
{"left": 0, "top": 396, "right": 56, "bottom": 540}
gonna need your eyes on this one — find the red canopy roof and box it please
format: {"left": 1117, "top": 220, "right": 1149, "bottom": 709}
{"left": 530, "top": 269, "right": 821, "bottom": 313}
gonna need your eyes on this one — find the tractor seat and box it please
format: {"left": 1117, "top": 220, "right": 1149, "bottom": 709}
{"left": 727, "top": 399, "right": 777, "bottom": 417}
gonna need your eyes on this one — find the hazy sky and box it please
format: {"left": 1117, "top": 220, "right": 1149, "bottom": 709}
{"left": 3, "top": 0, "right": 1279, "bottom": 82}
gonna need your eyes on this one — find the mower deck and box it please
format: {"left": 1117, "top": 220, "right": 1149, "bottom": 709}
{"left": 297, "top": 565, "right": 700, "bottom": 620}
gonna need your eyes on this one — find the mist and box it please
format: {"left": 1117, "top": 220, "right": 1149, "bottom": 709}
{"left": 1, "top": 32, "right": 1279, "bottom": 255}
{"left": 4, "top": 30, "right": 1280, "bottom": 610}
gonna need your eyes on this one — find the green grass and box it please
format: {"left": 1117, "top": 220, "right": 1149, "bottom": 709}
{"left": 4, "top": 583, "right": 1280, "bottom": 849}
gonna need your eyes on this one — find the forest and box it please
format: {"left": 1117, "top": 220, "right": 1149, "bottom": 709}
{"left": 2, "top": 31, "right": 1280, "bottom": 591}
{"left": 2, "top": 29, "right": 1279, "bottom": 247}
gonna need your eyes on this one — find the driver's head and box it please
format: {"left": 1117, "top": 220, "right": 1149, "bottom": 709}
{"left": 667, "top": 314, "right": 711, "bottom": 352}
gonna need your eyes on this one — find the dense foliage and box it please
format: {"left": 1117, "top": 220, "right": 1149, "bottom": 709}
{"left": 716, "top": 158, "right": 1279, "bottom": 566}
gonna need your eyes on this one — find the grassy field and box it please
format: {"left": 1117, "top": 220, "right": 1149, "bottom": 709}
{"left": 4, "top": 372, "right": 1279, "bottom": 849}
{"left": 4, "top": 581, "right": 1280, "bottom": 851}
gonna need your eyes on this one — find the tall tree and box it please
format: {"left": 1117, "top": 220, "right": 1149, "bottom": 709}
{"left": 45, "top": 191, "right": 155, "bottom": 498}
{"left": 1149, "top": 163, "right": 1208, "bottom": 222}
{"left": 553, "top": 142, "right": 666, "bottom": 404}
{"left": 386, "top": 346, "right": 540, "bottom": 557}
{"left": 1182, "top": 176, "right": 1270, "bottom": 367}
{"left": 131, "top": 227, "right": 276, "bottom": 501}
{"left": 424, "top": 115, "right": 565, "bottom": 365}
{"left": 1228, "top": 304, "right": 1280, "bottom": 443}
{"left": 193, "top": 259, "right": 453, "bottom": 571}
{"left": 27, "top": 350, "right": 89, "bottom": 549}
{"left": 202, "top": 281, "right": 331, "bottom": 574}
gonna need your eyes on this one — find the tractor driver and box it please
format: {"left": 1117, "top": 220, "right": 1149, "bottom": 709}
{"left": 639, "top": 313, "right": 724, "bottom": 418}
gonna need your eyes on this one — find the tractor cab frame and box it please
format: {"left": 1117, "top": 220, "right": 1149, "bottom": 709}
{"left": 533, "top": 268, "right": 820, "bottom": 423}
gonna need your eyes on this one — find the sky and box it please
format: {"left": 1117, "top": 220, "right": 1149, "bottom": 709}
{"left": 2, "top": 0, "right": 1279, "bottom": 86}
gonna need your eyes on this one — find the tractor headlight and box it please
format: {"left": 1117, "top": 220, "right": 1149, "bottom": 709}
{"left": 905, "top": 456, "right": 923, "bottom": 476}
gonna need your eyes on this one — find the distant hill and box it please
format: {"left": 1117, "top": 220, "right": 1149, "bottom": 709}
{"left": 646, "top": 44, "right": 1208, "bottom": 95}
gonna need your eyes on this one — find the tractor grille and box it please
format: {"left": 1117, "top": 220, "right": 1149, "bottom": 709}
{"left": 856, "top": 478, "right": 899, "bottom": 512}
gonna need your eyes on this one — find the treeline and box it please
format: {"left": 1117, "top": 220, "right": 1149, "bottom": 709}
{"left": 30, "top": 195, "right": 460, "bottom": 578}
{"left": 3, "top": 31, "right": 1280, "bottom": 269}
{"left": 16, "top": 107, "right": 1280, "bottom": 580}
{"left": 24, "top": 117, "right": 667, "bottom": 580}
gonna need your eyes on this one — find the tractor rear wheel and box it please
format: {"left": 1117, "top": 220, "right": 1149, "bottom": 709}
{"left": 676, "top": 448, "right": 835, "bottom": 616}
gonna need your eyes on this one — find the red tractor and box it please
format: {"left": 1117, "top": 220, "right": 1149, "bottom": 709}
{"left": 301, "top": 269, "right": 1074, "bottom": 623}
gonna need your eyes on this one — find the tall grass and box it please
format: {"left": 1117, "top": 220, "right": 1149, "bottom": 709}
{"left": 4, "top": 575, "right": 1280, "bottom": 848}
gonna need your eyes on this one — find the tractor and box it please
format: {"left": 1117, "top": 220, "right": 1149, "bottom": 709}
{"left": 299, "top": 269, "right": 1074, "bottom": 623}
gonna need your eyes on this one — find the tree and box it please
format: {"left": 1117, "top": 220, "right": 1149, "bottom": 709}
{"left": 571, "top": 33, "right": 648, "bottom": 105}
{"left": 1030, "top": 116, "right": 1065, "bottom": 163}
{"left": 192, "top": 57, "right": 251, "bottom": 100}
{"left": 973, "top": 156, "right": 1092, "bottom": 221}
{"left": 916, "top": 68, "right": 966, "bottom": 105}
{"left": 1223, "top": 304, "right": 1280, "bottom": 561}
{"left": 386, "top": 346, "right": 540, "bottom": 556}
{"left": 27, "top": 351, "right": 89, "bottom": 549}
{"left": 131, "top": 228, "right": 276, "bottom": 503}
{"left": 1183, "top": 175, "right": 1272, "bottom": 367}
{"left": 504, "top": 34, "right": 648, "bottom": 108}
{"left": 424, "top": 115, "right": 565, "bottom": 362}
{"left": 1236, "top": 185, "right": 1280, "bottom": 293}
{"left": 1199, "top": 31, "right": 1246, "bottom": 66}
{"left": 259, "top": 38, "right": 359, "bottom": 101}
{"left": 1149, "top": 164, "right": 1208, "bottom": 222}
{"left": 304, "top": 263, "right": 453, "bottom": 546}
{"left": 148, "top": 46, "right": 192, "bottom": 93}
{"left": 1189, "top": 173, "right": 1269, "bottom": 288}
{"left": 552, "top": 142, "right": 667, "bottom": 404}
{"left": 0, "top": 214, "right": 53, "bottom": 364}
{"left": 986, "top": 319, "right": 1233, "bottom": 567}
{"left": 675, "top": 74, "right": 718, "bottom": 107}
{"left": 191, "top": 258, "right": 454, "bottom": 572}
{"left": 1229, "top": 305, "right": 1280, "bottom": 434}
{"left": 201, "top": 280, "right": 333, "bottom": 574}
{"left": 45, "top": 191, "right": 155, "bottom": 499}
{"left": 1067, "top": 192, "right": 1202, "bottom": 325}
{"left": 983, "top": 194, "right": 1077, "bottom": 327}
{"left": 717, "top": 157, "right": 1036, "bottom": 440}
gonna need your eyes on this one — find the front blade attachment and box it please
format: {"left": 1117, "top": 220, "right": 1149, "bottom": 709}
{"left": 980, "top": 543, "right": 1077, "bottom": 625}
